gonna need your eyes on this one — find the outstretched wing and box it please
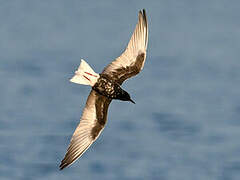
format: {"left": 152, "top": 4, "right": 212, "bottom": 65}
{"left": 102, "top": 9, "right": 148, "bottom": 85}
{"left": 59, "top": 90, "right": 111, "bottom": 170}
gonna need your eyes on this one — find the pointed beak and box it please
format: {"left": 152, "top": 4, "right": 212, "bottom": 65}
{"left": 129, "top": 99, "right": 136, "bottom": 104}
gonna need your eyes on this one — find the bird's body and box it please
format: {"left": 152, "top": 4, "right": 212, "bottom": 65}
{"left": 60, "top": 9, "right": 148, "bottom": 170}
{"left": 93, "top": 74, "right": 122, "bottom": 99}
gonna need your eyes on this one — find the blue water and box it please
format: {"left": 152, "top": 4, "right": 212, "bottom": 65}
{"left": 1, "top": 1, "right": 240, "bottom": 179}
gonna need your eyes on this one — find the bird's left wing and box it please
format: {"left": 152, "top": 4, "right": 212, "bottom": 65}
{"left": 59, "top": 90, "right": 111, "bottom": 170}
{"left": 102, "top": 9, "right": 148, "bottom": 85}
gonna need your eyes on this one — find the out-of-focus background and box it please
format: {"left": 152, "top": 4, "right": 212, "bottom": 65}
{"left": 1, "top": 1, "right": 240, "bottom": 179}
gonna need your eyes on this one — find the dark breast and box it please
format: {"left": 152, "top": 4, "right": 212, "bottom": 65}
{"left": 92, "top": 74, "right": 121, "bottom": 99}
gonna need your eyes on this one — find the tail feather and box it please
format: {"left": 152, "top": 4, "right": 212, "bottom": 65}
{"left": 70, "top": 59, "right": 99, "bottom": 86}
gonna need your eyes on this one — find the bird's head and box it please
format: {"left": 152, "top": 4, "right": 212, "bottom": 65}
{"left": 117, "top": 89, "right": 135, "bottom": 104}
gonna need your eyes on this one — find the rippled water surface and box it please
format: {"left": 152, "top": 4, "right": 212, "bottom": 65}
{"left": 1, "top": 1, "right": 240, "bottom": 180}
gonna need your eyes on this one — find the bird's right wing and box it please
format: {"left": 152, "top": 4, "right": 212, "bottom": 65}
{"left": 59, "top": 90, "right": 111, "bottom": 170}
{"left": 102, "top": 9, "right": 148, "bottom": 85}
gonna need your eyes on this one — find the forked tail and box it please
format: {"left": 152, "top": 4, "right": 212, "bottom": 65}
{"left": 70, "top": 59, "right": 100, "bottom": 86}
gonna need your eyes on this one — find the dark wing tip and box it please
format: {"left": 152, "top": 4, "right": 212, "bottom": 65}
{"left": 59, "top": 161, "right": 67, "bottom": 170}
{"left": 59, "top": 152, "right": 80, "bottom": 170}
{"left": 59, "top": 157, "right": 71, "bottom": 170}
{"left": 142, "top": 9, "right": 146, "bottom": 14}
{"left": 139, "top": 9, "right": 146, "bottom": 14}
{"left": 59, "top": 152, "right": 74, "bottom": 170}
{"left": 140, "top": 9, "right": 146, "bottom": 19}
{"left": 59, "top": 152, "right": 70, "bottom": 170}
{"left": 142, "top": 9, "right": 147, "bottom": 22}
{"left": 137, "top": 9, "right": 148, "bottom": 48}
{"left": 141, "top": 9, "right": 148, "bottom": 48}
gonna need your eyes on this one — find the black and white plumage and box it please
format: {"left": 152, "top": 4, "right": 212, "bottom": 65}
{"left": 59, "top": 9, "right": 148, "bottom": 170}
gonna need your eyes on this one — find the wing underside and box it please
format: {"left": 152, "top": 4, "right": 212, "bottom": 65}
{"left": 59, "top": 90, "right": 111, "bottom": 170}
{"left": 102, "top": 9, "right": 148, "bottom": 85}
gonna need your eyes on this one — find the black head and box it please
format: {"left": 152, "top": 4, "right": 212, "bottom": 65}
{"left": 116, "top": 88, "right": 135, "bottom": 104}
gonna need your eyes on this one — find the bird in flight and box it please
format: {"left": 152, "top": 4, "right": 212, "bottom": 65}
{"left": 59, "top": 9, "right": 148, "bottom": 170}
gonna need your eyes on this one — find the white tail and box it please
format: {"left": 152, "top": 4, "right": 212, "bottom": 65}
{"left": 70, "top": 59, "right": 100, "bottom": 86}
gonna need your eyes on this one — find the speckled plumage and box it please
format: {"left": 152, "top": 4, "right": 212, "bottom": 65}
{"left": 92, "top": 74, "right": 125, "bottom": 99}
